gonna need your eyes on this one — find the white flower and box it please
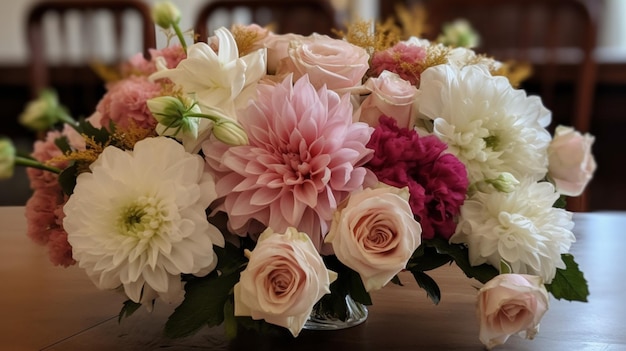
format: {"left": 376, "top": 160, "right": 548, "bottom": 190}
{"left": 63, "top": 137, "right": 224, "bottom": 304}
{"left": 150, "top": 27, "right": 267, "bottom": 120}
{"left": 415, "top": 64, "right": 552, "bottom": 184}
{"left": 451, "top": 179, "right": 575, "bottom": 283}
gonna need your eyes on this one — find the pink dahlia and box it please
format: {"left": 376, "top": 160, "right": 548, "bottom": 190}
{"left": 365, "top": 116, "right": 468, "bottom": 240}
{"left": 369, "top": 42, "right": 427, "bottom": 86}
{"left": 203, "top": 75, "right": 375, "bottom": 250}
{"left": 96, "top": 75, "right": 162, "bottom": 131}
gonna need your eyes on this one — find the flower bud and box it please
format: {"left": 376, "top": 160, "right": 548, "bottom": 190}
{"left": 0, "top": 137, "right": 16, "bottom": 179}
{"left": 437, "top": 19, "right": 480, "bottom": 48}
{"left": 487, "top": 172, "right": 520, "bottom": 193}
{"left": 212, "top": 120, "right": 249, "bottom": 146}
{"left": 18, "top": 89, "right": 67, "bottom": 131}
{"left": 152, "top": 1, "right": 181, "bottom": 29}
{"left": 148, "top": 95, "right": 200, "bottom": 138}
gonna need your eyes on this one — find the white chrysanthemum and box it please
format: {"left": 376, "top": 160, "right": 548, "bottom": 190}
{"left": 415, "top": 64, "right": 552, "bottom": 184}
{"left": 63, "top": 137, "right": 224, "bottom": 304}
{"left": 451, "top": 179, "right": 575, "bottom": 283}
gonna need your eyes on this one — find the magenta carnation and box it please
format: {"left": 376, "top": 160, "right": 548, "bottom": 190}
{"left": 370, "top": 42, "right": 427, "bottom": 86}
{"left": 96, "top": 75, "right": 162, "bottom": 130}
{"left": 365, "top": 116, "right": 468, "bottom": 240}
{"left": 203, "top": 75, "right": 375, "bottom": 250}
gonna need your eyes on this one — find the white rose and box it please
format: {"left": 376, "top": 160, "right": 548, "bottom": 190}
{"left": 477, "top": 274, "right": 549, "bottom": 349}
{"left": 234, "top": 227, "right": 337, "bottom": 337}
{"left": 325, "top": 184, "right": 422, "bottom": 292}
{"left": 548, "top": 125, "right": 597, "bottom": 197}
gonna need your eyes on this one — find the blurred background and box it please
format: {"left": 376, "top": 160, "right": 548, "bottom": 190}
{"left": 1, "top": 0, "right": 625, "bottom": 210}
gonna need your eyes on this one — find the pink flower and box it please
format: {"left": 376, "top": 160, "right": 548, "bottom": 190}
{"left": 326, "top": 184, "right": 422, "bottom": 291}
{"left": 370, "top": 42, "right": 427, "bottom": 86}
{"left": 356, "top": 70, "right": 418, "bottom": 129}
{"left": 548, "top": 125, "right": 596, "bottom": 197}
{"left": 96, "top": 76, "right": 162, "bottom": 130}
{"left": 365, "top": 116, "right": 467, "bottom": 240}
{"left": 121, "top": 44, "right": 186, "bottom": 76}
{"left": 477, "top": 274, "right": 549, "bottom": 349}
{"left": 276, "top": 34, "right": 370, "bottom": 91}
{"left": 203, "top": 75, "right": 375, "bottom": 250}
{"left": 25, "top": 130, "right": 74, "bottom": 266}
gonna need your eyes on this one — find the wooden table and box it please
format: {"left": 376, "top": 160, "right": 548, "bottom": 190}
{"left": 1, "top": 206, "right": 625, "bottom": 351}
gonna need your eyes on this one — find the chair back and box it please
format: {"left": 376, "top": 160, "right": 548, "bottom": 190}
{"left": 193, "top": 0, "right": 338, "bottom": 42}
{"left": 26, "top": 0, "right": 156, "bottom": 117}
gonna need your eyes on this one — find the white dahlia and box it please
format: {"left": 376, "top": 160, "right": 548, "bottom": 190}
{"left": 63, "top": 137, "right": 224, "bottom": 304}
{"left": 451, "top": 180, "right": 575, "bottom": 283}
{"left": 415, "top": 64, "right": 552, "bottom": 184}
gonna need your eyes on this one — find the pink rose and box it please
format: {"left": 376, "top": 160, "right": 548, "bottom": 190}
{"left": 477, "top": 274, "right": 549, "bottom": 349}
{"left": 357, "top": 70, "right": 418, "bottom": 129}
{"left": 262, "top": 32, "right": 305, "bottom": 74}
{"left": 548, "top": 125, "right": 597, "bottom": 197}
{"left": 325, "top": 184, "right": 422, "bottom": 291}
{"left": 276, "top": 34, "right": 369, "bottom": 91}
{"left": 234, "top": 227, "right": 337, "bottom": 337}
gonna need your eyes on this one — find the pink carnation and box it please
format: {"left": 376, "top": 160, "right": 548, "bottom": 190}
{"left": 203, "top": 75, "right": 375, "bottom": 250}
{"left": 121, "top": 44, "right": 186, "bottom": 76}
{"left": 96, "top": 75, "right": 162, "bottom": 130}
{"left": 370, "top": 43, "right": 427, "bottom": 86}
{"left": 365, "top": 116, "right": 468, "bottom": 240}
{"left": 25, "top": 129, "right": 74, "bottom": 266}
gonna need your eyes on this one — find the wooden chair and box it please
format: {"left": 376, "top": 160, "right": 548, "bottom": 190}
{"left": 381, "top": 0, "right": 598, "bottom": 212}
{"left": 193, "top": 0, "right": 339, "bottom": 42}
{"left": 26, "top": 0, "right": 156, "bottom": 118}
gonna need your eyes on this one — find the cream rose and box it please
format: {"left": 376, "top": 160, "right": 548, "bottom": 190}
{"left": 357, "top": 70, "right": 418, "bottom": 129}
{"left": 477, "top": 274, "right": 549, "bottom": 350}
{"left": 234, "top": 227, "right": 337, "bottom": 337}
{"left": 276, "top": 33, "right": 369, "bottom": 91}
{"left": 325, "top": 184, "right": 422, "bottom": 292}
{"left": 548, "top": 125, "right": 597, "bottom": 197}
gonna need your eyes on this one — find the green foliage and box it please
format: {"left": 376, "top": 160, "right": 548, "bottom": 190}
{"left": 410, "top": 270, "right": 441, "bottom": 305}
{"left": 546, "top": 254, "right": 589, "bottom": 302}
{"left": 164, "top": 242, "right": 247, "bottom": 338}
{"left": 425, "top": 237, "right": 499, "bottom": 284}
{"left": 118, "top": 299, "right": 142, "bottom": 323}
{"left": 58, "top": 162, "right": 78, "bottom": 195}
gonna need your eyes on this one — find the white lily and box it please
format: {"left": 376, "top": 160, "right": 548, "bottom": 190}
{"left": 150, "top": 27, "right": 267, "bottom": 120}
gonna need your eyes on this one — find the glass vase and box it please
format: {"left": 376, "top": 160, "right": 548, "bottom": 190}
{"left": 303, "top": 294, "right": 368, "bottom": 331}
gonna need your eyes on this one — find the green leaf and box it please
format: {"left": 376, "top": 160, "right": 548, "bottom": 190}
{"left": 54, "top": 135, "right": 72, "bottom": 154}
{"left": 546, "top": 254, "right": 589, "bottom": 302}
{"left": 223, "top": 298, "right": 238, "bottom": 340}
{"left": 58, "top": 162, "right": 78, "bottom": 195}
{"left": 214, "top": 241, "right": 248, "bottom": 276}
{"left": 407, "top": 244, "right": 453, "bottom": 271}
{"left": 410, "top": 270, "right": 441, "bottom": 305}
{"left": 390, "top": 275, "right": 403, "bottom": 286}
{"left": 118, "top": 299, "right": 142, "bottom": 323}
{"left": 164, "top": 269, "right": 241, "bottom": 338}
{"left": 426, "top": 237, "right": 499, "bottom": 284}
{"left": 553, "top": 194, "right": 567, "bottom": 209}
{"left": 500, "top": 260, "right": 512, "bottom": 274}
{"left": 76, "top": 118, "right": 112, "bottom": 145}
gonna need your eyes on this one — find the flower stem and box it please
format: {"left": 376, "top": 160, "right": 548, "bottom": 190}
{"left": 15, "top": 156, "right": 61, "bottom": 174}
{"left": 172, "top": 23, "right": 187, "bottom": 54}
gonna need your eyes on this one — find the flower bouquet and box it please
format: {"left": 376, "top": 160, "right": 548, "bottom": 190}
{"left": 3, "top": 2, "right": 597, "bottom": 349}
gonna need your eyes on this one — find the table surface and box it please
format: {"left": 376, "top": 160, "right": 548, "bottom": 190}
{"left": 1, "top": 206, "right": 625, "bottom": 351}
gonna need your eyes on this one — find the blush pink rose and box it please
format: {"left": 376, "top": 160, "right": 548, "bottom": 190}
{"left": 263, "top": 32, "right": 305, "bottom": 74}
{"left": 547, "top": 125, "right": 597, "bottom": 197}
{"left": 325, "top": 184, "right": 422, "bottom": 292}
{"left": 477, "top": 274, "right": 549, "bottom": 350}
{"left": 234, "top": 227, "right": 337, "bottom": 337}
{"left": 357, "top": 70, "right": 418, "bottom": 129}
{"left": 276, "top": 34, "right": 369, "bottom": 91}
